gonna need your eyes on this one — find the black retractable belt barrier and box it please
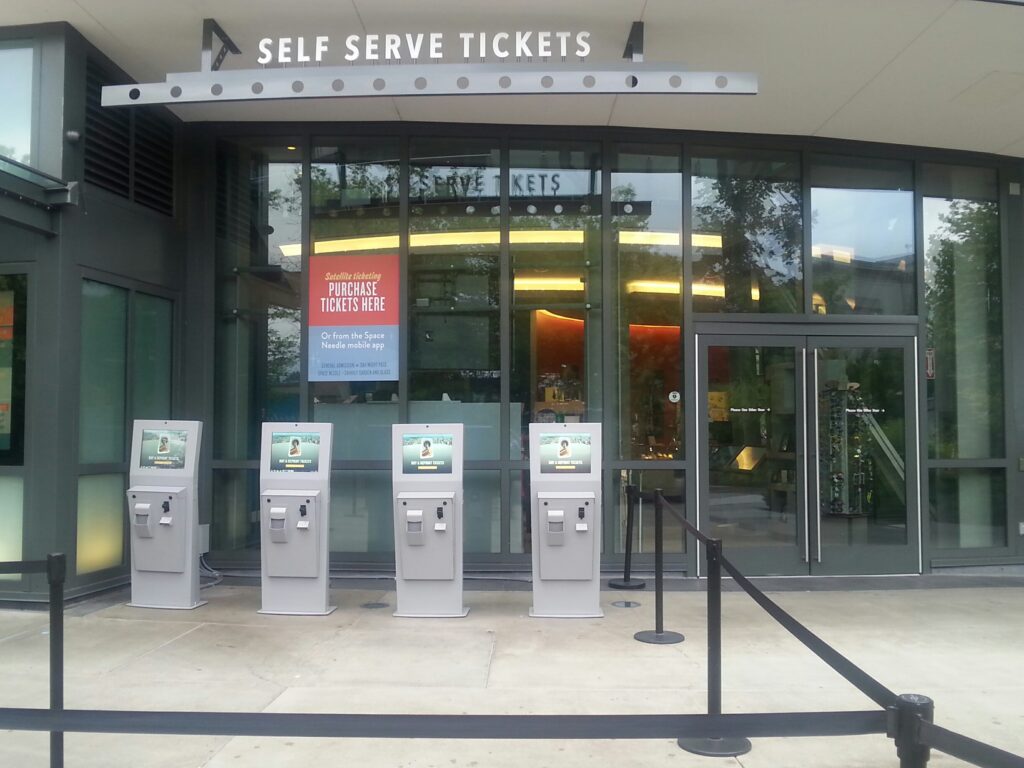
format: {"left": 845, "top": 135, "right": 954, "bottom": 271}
{"left": 0, "top": 708, "right": 890, "bottom": 740}
{"left": 677, "top": 538, "right": 751, "bottom": 757}
{"left": 718, "top": 555, "right": 897, "bottom": 709}
{"left": 917, "top": 720, "right": 1024, "bottom": 768}
{"left": 609, "top": 484, "right": 645, "bottom": 592}
{"left": 634, "top": 489, "right": 684, "bottom": 645}
{"left": 47, "top": 554, "right": 66, "bottom": 768}
{"left": 0, "top": 556, "right": 66, "bottom": 768}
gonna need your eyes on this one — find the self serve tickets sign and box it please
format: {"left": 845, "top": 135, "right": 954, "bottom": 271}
{"left": 309, "top": 254, "right": 399, "bottom": 381}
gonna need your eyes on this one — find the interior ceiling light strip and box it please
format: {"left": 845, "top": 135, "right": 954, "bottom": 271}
{"left": 102, "top": 64, "right": 757, "bottom": 107}
{"left": 514, "top": 277, "right": 585, "bottom": 292}
{"left": 289, "top": 230, "right": 716, "bottom": 257}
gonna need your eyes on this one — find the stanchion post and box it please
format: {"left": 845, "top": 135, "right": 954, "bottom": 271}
{"left": 634, "top": 490, "right": 683, "bottom": 645}
{"left": 890, "top": 693, "right": 934, "bottom": 768}
{"left": 678, "top": 538, "right": 751, "bottom": 757}
{"left": 47, "top": 553, "right": 66, "bottom": 768}
{"left": 609, "top": 484, "right": 645, "bottom": 591}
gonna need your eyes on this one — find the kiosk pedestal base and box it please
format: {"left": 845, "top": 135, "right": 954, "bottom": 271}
{"left": 677, "top": 737, "right": 752, "bottom": 757}
{"left": 393, "top": 608, "right": 469, "bottom": 618}
{"left": 529, "top": 609, "right": 603, "bottom": 619}
{"left": 128, "top": 600, "right": 207, "bottom": 610}
{"left": 259, "top": 606, "right": 337, "bottom": 616}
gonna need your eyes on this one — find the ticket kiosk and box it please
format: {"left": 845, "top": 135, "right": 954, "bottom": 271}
{"left": 126, "top": 420, "right": 204, "bottom": 609}
{"left": 258, "top": 423, "right": 334, "bottom": 615}
{"left": 391, "top": 424, "right": 467, "bottom": 617}
{"left": 528, "top": 423, "right": 603, "bottom": 618}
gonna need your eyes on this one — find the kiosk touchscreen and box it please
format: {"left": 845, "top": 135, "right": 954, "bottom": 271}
{"left": 258, "top": 423, "right": 334, "bottom": 615}
{"left": 391, "top": 424, "right": 467, "bottom": 617}
{"left": 528, "top": 423, "right": 603, "bottom": 618}
{"left": 126, "top": 420, "right": 204, "bottom": 609}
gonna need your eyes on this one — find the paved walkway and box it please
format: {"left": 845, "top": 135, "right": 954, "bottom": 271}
{"left": 1, "top": 581, "right": 1022, "bottom": 767}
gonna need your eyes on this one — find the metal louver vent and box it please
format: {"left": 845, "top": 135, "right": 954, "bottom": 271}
{"left": 85, "top": 57, "right": 176, "bottom": 216}
{"left": 133, "top": 109, "right": 175, "bottom": 215}
{"left": 84, "top": 60, "right": 131, "bottom": 198}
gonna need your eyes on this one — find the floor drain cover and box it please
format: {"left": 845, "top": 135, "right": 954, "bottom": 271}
{"left": 361, "top": 602, "right": 389, "bottom": 609}
{"left": 612, "top": 600, "right": 641, "bottom": 608}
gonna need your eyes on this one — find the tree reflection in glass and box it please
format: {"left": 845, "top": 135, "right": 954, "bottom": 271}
{"left": 691, "top": 149, "right": 803, "bottom": 313}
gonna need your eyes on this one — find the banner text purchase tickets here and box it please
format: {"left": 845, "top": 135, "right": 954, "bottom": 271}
{"left": 318, "top": 272, "right": 387, "bottom": 314}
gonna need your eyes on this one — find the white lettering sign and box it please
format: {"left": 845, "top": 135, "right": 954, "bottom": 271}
{"left": 256, "top": 31, "right": 591, "bottom": 66}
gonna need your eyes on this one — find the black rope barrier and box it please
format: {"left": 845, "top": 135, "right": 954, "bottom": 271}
{"left": 633, "top": 488, "right": 684, "bottom": 644}
{"left": 0, "top": 707, "right": 889, "bottom": 741}
{"left": 717, "top": 552, "right": 898, "bottom": 709}
{"left": 608, "top": 484, "right": 645, "bottom": 591}
{"left": 1, "top": 555, "right": 66, "bottom": 768}
{"left": 918, "top": 721, "right": 1024, "bottom": 768}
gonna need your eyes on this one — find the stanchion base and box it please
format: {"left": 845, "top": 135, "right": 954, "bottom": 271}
{"left": 677, "top": 737, "right": 752, "bottom": 757}
{"left": 608, "top": 578, "right": 646, "bottom": 590}
{"left": 611, "top": 600, "right": 641, "bottom": 608}
{"left": 634, "top": 629, "right": 684, "bottom": 644}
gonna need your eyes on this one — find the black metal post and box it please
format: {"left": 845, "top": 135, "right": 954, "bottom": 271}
{"left": 678, "top": 539, "right": 751, "bottom": 757}
{"left": 634, "top": 490, "right": 683, "bottom": 645}
{"left": 47, "top": 553, "right": 66, "bottom": 768}
{"left": 891, "top": 694, "right": 934, "bottom": 768}
{"left": 609, "top": 484, "right": 645, "bottom": 591}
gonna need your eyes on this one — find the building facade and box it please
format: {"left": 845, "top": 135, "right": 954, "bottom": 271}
{"left": 2, "top": 2, "right": 1023, "bottom": 601}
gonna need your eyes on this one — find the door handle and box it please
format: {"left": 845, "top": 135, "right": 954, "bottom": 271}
{"left": 801, "top": 347, "right": 810, "bottom": 564}
{"left": 811, "top": 347, "right": 822, "bottom": 564}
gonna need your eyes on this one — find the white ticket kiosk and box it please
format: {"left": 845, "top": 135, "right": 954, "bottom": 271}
{"left": 528, "top": 422, "right": 603, "bottom": 618}
{"left": 391, "top": 424, "right": 467, "bottom": 617}
{"left": 258, "top": 423, "right": 334, "bottom": 615}
{"left": 126, "top": 420, "right": 204, "bottom": 609}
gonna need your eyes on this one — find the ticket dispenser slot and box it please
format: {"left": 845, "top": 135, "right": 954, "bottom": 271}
{"left": 128, "top": 487, "right": 187, "bottom": 574}
{"left": 546, "top": 507, "right": 565, "bottom": 546}
{"left": 395, "top": 494, "right": 455, "bottom": 580}
{"left": 132, "top": 502, "right": 153, "bottom": 538}
{"left": 537, "top": 492, "right": 594, "bottom": 581}
{"left": 260, "top": 492, "right": 319, "bottom": 579}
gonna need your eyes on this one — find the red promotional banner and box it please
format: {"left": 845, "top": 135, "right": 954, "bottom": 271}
{"left": 308, "top": 254, "right": 400, "bottom": 327}
{"left": 307, "top": 253, "right": 400, "bottom": 381}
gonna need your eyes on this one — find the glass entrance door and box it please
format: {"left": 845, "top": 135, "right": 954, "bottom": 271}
{"left": 699, "top": 335, "right": 919, "bottom": 575}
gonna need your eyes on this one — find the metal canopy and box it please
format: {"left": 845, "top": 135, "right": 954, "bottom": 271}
{"left": 102, "top": 18, "right": 756, "bottom": 107}
{"left": 102, "top": 62, "right": 757, "bottom": 106}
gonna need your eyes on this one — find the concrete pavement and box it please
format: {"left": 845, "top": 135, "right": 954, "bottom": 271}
{"left": 1, "top": 580, "right": 1022, "bottom": 767}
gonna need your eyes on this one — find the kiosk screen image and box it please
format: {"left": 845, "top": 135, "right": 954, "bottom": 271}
{"left": 270, "top": 432, "right": 321, "bottom": 473}
{"left": 402, "top": 433, "right": 454, "bottom": 474}
{"left": 539, "top": 432, "right": 592, "bottom": 474}
{"left": 139, "top": 429, "right": 188, "bottom": 470}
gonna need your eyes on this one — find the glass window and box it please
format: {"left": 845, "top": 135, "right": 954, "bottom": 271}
{"left": 214, "top": 141, "right": 302, "bottom": 460}
{"left": 0, "top": 44, "right": 34, "bottom": 165}
{"left": 0, "top": 274, "right": 27, "bottom": 466}
{"left": 930, "top": 468, "right": 1006, "bottom": 549}
{"left": 510, "top": 141, "right": 602, "bottom": 458}
{"left": 510, "top": 470, "right": 529, "bottom": 554}
{"left": 810, "top": 156, "right": 915, "bottom": 315}
{"left": 409, "top": 140, "right": 501, "bottom": 459}
{"left": 76, "top": 474, "right": 125, "bottom": 575}
{"left": 310, "top": 140, "right": 399, "bottom": 461}
{"left": 210, "top": 469, "right": 259, "bottom": 556}
{"left": 691, "top": 148, "right": 802, "bottom": 313}
{"left": 0, "top": 477, "right": 24, "bottom": 579}
{"left": 923, "top": 164, "right": 1004, "bottom": 460}
{"left": 131, "top": 293, "right": 173, "bottom": 420}
{"left": 329, "top": 470, "right": 393, "bottom": 553}
{"left": 613, "top": 144, "right": 683, "bottom": 460}
{"left": 612, "top": 470, "right": 686, "bottom": 554}
{"left": 80, "top": 280, "right": 128, "bottom": 464}
{"left": 465, "top": 470, "right": 501, "bottom": 554}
